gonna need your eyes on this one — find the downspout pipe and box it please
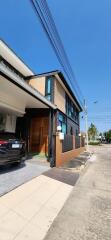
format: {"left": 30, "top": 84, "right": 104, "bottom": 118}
{"left": 48, "top": 108, "right": 56, "bottom": 167}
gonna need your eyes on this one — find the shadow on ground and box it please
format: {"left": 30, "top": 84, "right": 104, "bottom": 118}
{"left": 61, "top": 152, "right": 91, "bottom": 170}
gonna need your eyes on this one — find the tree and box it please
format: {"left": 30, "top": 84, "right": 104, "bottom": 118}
{"left": 104, "top": 130, "right": 111, "bottom": 143}
{"left": 88, "top": 123, "right": 98, "bottom": 141}
{"left": 99, "top": 132, "right": 103, "bottom": 137}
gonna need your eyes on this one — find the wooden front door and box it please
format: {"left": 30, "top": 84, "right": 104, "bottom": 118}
{"left": 30, "top": 117, "right": 49, "bottom": 154}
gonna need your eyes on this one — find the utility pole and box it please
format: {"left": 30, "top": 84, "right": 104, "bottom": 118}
{"left": 84, "top": 99, "right": 89, "bottom": 152}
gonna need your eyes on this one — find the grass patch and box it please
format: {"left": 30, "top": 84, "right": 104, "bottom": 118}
{"left": 29, "top": 152, "right": 47, "bottom": 158}
{"left": 89, "top": 142, "right": 100, "bottom": 145}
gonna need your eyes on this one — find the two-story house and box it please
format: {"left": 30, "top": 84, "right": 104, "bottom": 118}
{"left": 0, "top": 39, "right": 85, "bottom": 167}
{"left": 24, "top": 71, "right": 85, "bottom": 166}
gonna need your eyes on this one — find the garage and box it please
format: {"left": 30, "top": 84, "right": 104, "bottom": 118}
{"left": 0, "top": 40, "right": 57, "bottom": 167}
{"left": 0, "top": 73, "right": 56, "bottom": 162}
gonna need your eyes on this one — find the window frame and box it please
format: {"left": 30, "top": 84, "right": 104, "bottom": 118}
{"left": 57, "top": 111, "right": 67, "bottom": 134}
{"left": 65, "top": 93, "right": 79, "bottom": 124}
{"left": 45, "top": 76, "right": 54, "bottom": 102}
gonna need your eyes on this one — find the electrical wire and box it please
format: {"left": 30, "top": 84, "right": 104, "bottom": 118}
{"left": 29, "top": 0, "right": 84, "bottom": 109}
{"left": 40, "top": 0, "right": 84, "bottom": 100}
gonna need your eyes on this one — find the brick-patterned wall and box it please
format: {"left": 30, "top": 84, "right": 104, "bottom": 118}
{"left": 56, "top": 135, "right": 85, "bottom": 167}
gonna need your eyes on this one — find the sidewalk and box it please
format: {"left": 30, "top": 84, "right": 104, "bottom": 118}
{"left": 44, "top": 145, "right": 111, "bottom": 240}
{"left": 0, "top": 172, "right": 73, "bottom": 240}
{"left": 0, "top": 150, "right": 90, "bottom": 240}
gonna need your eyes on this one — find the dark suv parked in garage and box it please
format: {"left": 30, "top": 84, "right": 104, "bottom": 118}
{"left": 0, "top": 135, "right": 26, "bottom": 166}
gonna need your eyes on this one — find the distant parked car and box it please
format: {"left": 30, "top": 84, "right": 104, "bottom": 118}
{"left": 0, "top": 135, "right": 26, "bottom": 166}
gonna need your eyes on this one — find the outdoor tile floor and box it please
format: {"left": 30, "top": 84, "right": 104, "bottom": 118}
{"left": 0, "top": 174, "right": 73, "bottom": 240}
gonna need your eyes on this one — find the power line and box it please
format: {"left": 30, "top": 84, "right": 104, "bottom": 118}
{"left": 31, "top": 0, "right": 83, "bottom": 105}
{"left": 29, "top": 0, "right": 84, "bottom": 109}
{"left": 40, "top": 0, "right": 84, "bottom": 100}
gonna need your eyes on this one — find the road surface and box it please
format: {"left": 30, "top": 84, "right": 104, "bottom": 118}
{"left": 44, "top": 145, "right": 111, "bottom": 240}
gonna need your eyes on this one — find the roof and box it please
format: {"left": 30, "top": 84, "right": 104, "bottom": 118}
{"left": 0, "top": 39, "right": 34, "bottom": 77}
{"left": 0, "top": 66, "right": 57, "bottom": 110}
{"left": 26, "top": 70, "right": 83, "bottom": 111}
{"left": 0, "top": 40, "right": 82, "bottom": 111}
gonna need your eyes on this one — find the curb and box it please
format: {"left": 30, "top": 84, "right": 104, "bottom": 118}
{"left": 75, "top": 153, "right": 96, "bottom": 186}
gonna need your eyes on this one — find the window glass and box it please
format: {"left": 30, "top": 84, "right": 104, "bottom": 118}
{"left": 47, "top": 79, "right": 51, "bottom": 94}
{"left": 57, "top": 112, "right": 67, "bottom": 134}
{"left": 70, "top": 126, "right": 73, "bottom": 135}
{"left": 45, "top": 77, "right": 53, "bottom": 101}
{"left": 62, "top": 123, "right": 67, "bottom": 134}
{"left": 59, "top": 114, "right": 63, "bottom": 122}
{"left": 76, "top": 129, "right": 78, "bottom": 136}
{"left": 46, "top": 95, "right": 51, "bottom": 101}
{"left": 66, "top": 94, "right": 80, "bottom": 123}
{"left": 66, "top": 94, "right": 77, "bottom": 120}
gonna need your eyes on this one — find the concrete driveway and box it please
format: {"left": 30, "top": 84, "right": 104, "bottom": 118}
{"left": 0, "top": 158, "right": 50, "bottom": 197}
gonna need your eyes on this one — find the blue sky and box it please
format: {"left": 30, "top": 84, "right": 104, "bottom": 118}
{"left": 0, "top": 0, "right": 111, "bottom": 132}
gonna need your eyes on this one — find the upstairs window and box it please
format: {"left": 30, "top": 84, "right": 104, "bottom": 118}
{"left": 65, "top": 94, "right": 79, "bottom": 123}
{"left": 75, "top": 109, "right": 79, "bottom": 123}
{"left": 45, "top": 76, "right": 54, "bottom": 102}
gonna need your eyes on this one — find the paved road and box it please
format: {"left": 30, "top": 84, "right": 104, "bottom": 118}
{"left": 44, "top": 145, "right": 111, "bottom": 240}
{"left": 0, "top": 160, "right": 50, "bottom": 196}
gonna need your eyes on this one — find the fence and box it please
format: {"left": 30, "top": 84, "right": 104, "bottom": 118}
{"left": 75, "top": 136, "right": 80, "bottom": 149}
{"left": 62, "top": 134, "right": 73, "bottom": 152}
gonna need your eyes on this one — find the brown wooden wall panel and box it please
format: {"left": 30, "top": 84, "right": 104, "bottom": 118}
{"left": 30, "top": 117, "right": 49, "bottom": 154}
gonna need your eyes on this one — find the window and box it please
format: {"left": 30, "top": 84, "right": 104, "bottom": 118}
{"left": 75, "top": 109, "right": 79, "bottom": 123}
{"left": 45, "top": 76, "right": 54, "bottom": 102}
{"left": 57, "top": 112, "right": 67, "bottom": 134}
{"left": 66, "top": 94, "right": 77, "bottom": 121}
{"left": 46, "top": 94, "right": 51, "bottom": 101}
{"left": 76, "top": 129, "right": 78, "bottom": 136}
{"left": 70, "top": 126, "right": 73, "bottom": 135}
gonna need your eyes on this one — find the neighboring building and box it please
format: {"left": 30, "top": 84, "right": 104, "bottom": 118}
{"left": 0, "top": 39, "right": 85, "bottom": 167}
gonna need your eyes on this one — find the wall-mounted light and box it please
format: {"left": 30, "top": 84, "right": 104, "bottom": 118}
{"left": 57, "top": 125, "right": 62, "bottom": 132}
{"left": 78, "top": 133, "right": 81, "bottom": 137}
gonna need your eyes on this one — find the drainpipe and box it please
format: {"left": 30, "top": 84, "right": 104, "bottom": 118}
{"left": 48, "top": 108, "right": 56, "bottom": 167}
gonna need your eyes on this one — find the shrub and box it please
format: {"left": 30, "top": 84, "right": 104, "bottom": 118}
{"left": 89, "top": 141, "right": 100, "bottom": 145}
